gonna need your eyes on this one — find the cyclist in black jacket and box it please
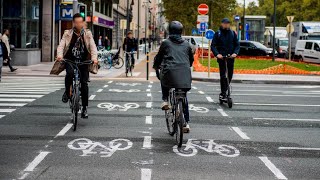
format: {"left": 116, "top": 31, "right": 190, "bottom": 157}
{"left": 123, "top": 31, "right": 138, "bottom": 69}
{"left": 211, "top": 18, "right": 240, "bottom": 100}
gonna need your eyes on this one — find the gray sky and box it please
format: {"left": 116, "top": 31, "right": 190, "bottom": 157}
{"left": 237, "top": 0, "right": 259, "bottom": 6}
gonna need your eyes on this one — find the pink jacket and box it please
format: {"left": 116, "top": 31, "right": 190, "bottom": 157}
{"left": 57, "top": 29, "right": 97, "bottom": 60}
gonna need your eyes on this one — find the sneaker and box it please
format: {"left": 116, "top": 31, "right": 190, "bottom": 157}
{"left": 183, "top": 123, "right": 190, "bottom": 133}
{"left": 81, "top": 107, "right": 88, "bottom": 119}
{"left": 161, "top": 101, "right": 169, "bottom": 110}
{"left": 62, "top": 92, "right": 69, "bottom": 103}
{"left": 219, "top": 93, "right": 226, "bottom": 100}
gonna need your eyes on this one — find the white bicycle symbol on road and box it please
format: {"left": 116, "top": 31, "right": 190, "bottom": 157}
{"left": 116, "top": 83, "right": 141, "bottom": 86}
{"left": 97, "top": 103, "right": 139, "bottom": 111}
{"left": 68, "top": 138, "right": 132, "bottom": 157}
{"left": 173, "top": 139, "right": 240, "bottom": 157}
{"left": 109, "top": 89, "right": 140, "bottom": 93}
{"left": 189, "top": 104, "right": 209, "bottom": 113}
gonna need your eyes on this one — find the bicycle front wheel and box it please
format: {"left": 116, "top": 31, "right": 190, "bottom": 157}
{"left": 113, "top": 57, "right": 124, "bottom": 69}
{"left": 72, "top": 89, "right": 80, "bottom": 131}
{"left": 175, "top": 100, "right": 185, "bottom": 147}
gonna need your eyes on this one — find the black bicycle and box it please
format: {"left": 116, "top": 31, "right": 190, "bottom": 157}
{"left": 111, "top": 47, "right": 124, "bottom": 69}
{"left": 125, "top": 51, "right": 136, "bottom": 77}
{"left": 219, "top": 55, "right": 233, "bottom": 108}
{"left": 156, "top": 70, "right": 187, "bottom": 147}
{"left": 63, "top": 59, "right": 92, "bottom": 131}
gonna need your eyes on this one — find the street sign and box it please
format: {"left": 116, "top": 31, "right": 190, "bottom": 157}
{"left": 205, "top": 29, "right": 215, "bottom": 40}
{"left": 286, "top": 24, "right": 294, "bottom": 34}
{"left": 287, "top": 16, "right": 294, "bottom": 23}
{"left": 198, "top": 4, "right": 209, "bottom": 15}
{"left": 234, "top": 15, "right": 240, "bottom": 21}
{"left": 197, "top": 15, "right": 209, "bottom": 23}
{"left": 192, "top": 28, "right": 198, "bottom": 35}
{"left": 61, "top": 6, "right": 73, "bottom": 20}
{"left": 199, "top": 22, "right": 206, "bottom": 33}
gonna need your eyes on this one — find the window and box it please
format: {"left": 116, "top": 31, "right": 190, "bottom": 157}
{"left": 191, "top": 38, "right": 196, "bottom": 45}
{"left": 240, "top": 42, "right": 250, "bottom": 47}
{"left": 305, "top": 42, "right": 313, "bottom": 50}
{"left": 314, "top": 43, "right": 320, "bottom": 51}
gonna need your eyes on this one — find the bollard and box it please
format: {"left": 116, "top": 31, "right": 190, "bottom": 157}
{"left": 146, "top": 51, "right": 149, "bottom": 80}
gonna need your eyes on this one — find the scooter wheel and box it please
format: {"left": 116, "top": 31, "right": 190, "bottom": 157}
{"left": 227, "top": 98, "right": 233, "bottom": 108}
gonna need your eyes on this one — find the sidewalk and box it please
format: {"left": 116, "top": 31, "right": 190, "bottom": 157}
{"left": 192, "top": 72, "right": 320, "bottom": 85}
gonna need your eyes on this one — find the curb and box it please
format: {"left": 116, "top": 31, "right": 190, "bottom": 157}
{"left": 192, "top": 77, "right": 320, "bottom": 85}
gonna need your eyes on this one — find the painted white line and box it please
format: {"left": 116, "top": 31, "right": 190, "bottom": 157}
{"left": 24, "top": 151, "right": 51, "bottom": 172}
{"left": 0, "top": 92, "right": 50, "bottom": 94}
{"left": 259, "top": 156, "right": 287, "bottom": 180}
{"left": 147, "top": 93, "right": 152, "bottom": 97}
{"left": 149, "top": 72, "right": 156, "bottom": 77}
{"left": 145, "top": 116, "right": 152, "bottom": 125}
{"left": 97, "top": 89, "right": 103, "bottom": 93}
{"left": 0, "top": 103, "right": 27, "bottom": 107}
{"left": 146, "top": 89, "right": 151, "bottom": 92}
{"left": 148, "top": 85, "right": 152, "bottom": 88}
{"left": 141, "top": 168, "right": 152, "bottom": 180}
{"left": 89, "top": 95, "right": 96, "bottom": 100}
{"left": 104, "top": 85, "right": 109, "bottom": 88}
{"left": 206, "top": 96, "right": 214, "bottom": 103}
{"left": 253, "top": 118, "right": 320, "bottom": 122}
{"left": 231, "top": 127, "right": 250, "bottom": 140}
{"left": 146, "top": 102, "right": 152, "bottom": 108}
{"left": 0, "top": 94, "right": 43, "bottom": 98}
{"left": 279, "top": 147, "right": 320, "bottom": 151}
{"left": 0, "top": 115, "right": 5, "bottom": 119}
{"left": 235, "top": 103, "right": 320, "bottom": 107}
{"left": 150, "top": 81, "right": 153, "bottom": 84}
{"left": 0, "top": 90, "right": 55, "bottom": 92}
{"left": 198, "top": 91, "right": 205, "bottom": 94}
{"left": 18, "top": 172, "right": 30, "bottom": 180}
{"left": 108, "top": 81, "right": 113, "bottom": 84}
{"left": 192, "top": 86, "right": 198, "bottom": 90}
{"left": 0, "top": 109, "right": 16, "bottom": 113}
{"left": 0, "top": 87, "right": 61, "bottom": 90}
{"left": 55, "top": 123, "right": 73, "bottom": 137}
{"left": 143, "top": 136, "right": 152, "bottom": 149}
{"left": 217, "top": 108, "right": 228, "bottom": 117}
{"left": 0, "top": 98, "right": 35, "bottom": 102}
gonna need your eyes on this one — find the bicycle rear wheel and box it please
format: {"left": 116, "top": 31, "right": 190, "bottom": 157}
{"left": 113, "top": 57, "right": 124, "bottom": 69}
{"left": 165, "top": 109, "right": 175, "bottom": 136}
{"left": 175, "top": 100, "right": 184, "bottom": 147}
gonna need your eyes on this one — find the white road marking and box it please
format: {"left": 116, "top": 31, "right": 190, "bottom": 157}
{"left": 143, "top": 136, "right": 152, "bottom": 149}
{"left": 259, "top": 156, "right": 287, "bottom": 180}
{"left": 104, "top": 85, "right": 109, "bottom": 88}
{"left": 0, "top": 109, "right": 15, "bottom": 113}
{"left": 150, "top": 81, "right": 153, "bottom": 84}
{"left": 231, "top": 127, "right": 250, "bottom": 140}
{"left": 148, "top": 85, "right": 152, "bottom": 88}
{"left": 133, "top": 72, "right": 141, "bottom": 77}
{"left": 108, "top": 81, "right": 113, "bottom": 84}
{"left": 0, "top": 94, "right": 43, "bottom": 98}
{"left": 55, "top": 123, "right": 73, "bottom": 137}
{"left": 146, "top": 89, "right": 151, "bottom": 92}
{"left": 198, "top": 91, "right": 205, "bottom": 94}
{"left": 0, "top": 103, "right": 27, "bottom": 107}
{"left": 18, "top": 172, "right": 29, "bottom": 180}
{"left": 0, "top": 115, "right": 5, "bottom": 119}
{"left": 141, "top": 168, "right": 152, "bottom": 180}
{"left": 0, "top": 98, "right": 35, "bottom": 102}
{"left": 147, "top": 93, "right": 152, "bottom": 97}
{"left": 217, "top": 108, "right": 228, "bottom": 117}
{"left": 0, "top": 91, "right": 50, "bottom": 94}
{"left": 149, "top": 72, "right": 156, "bottom": 77}
{"left": 253, "top": 118, "right": 320, "bottom": 122}
{"left": 233, "top": 94, "right": 320, "bottom": 98}
{"left": 145, "top": 116, "right": 152, "bottom": 125}
{"left": 97, "top": 89, "right": 103, "bottom": 93}
{"left": 279, "top": 147, "right": 320, "bottom": 151}
{"left": 0, "top": 90, "right": 55, "bottom": 92}
{"left": 206, "top": 96, "right": 214, "bottom": 103}
{"left": 146, "top": 102, "right": 152, "bottom": 108}
{"left": 24, "top": 151, "right": 51, "bottom": 172}
{"left": 89, "top": 95, "right": 96, "bottom": 100}
{"left": 192, "top": 86, "right": 198, "bottom": 90}
{"left": 235, "top": 103, "right": 320, "bottom": 107}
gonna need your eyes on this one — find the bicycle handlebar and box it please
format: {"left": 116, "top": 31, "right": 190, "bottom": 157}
{"left": 62, "top": 59, "right": 93, "bottom": 66}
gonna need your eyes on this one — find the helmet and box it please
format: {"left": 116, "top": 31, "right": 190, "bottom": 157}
{"left": 168, "top": 21, "right": 183, "bottom": 35}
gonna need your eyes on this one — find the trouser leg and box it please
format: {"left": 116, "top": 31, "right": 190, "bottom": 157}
{"left": 0, "top": 57, "right": 3, "bottom": 80}
{"left": 79, "top": 65, "right": 89, "bottom": 107}
{"left": 183, "top": 94, "right": 190, "bottom": 123}
{"left": 65, "top": 64, "right": 74, "bottom": 98}
{"left": 131, "top": 54, "right": 135, "bottom": 65}
{"left": 161, "top": 83, "right": 170, "bottom": 101}
{"left": 227, "top": 59, "right": 235, "bottom": 83}
{"left": 218, "top": 59, "right": 228, "bottom": 94}
{"left": 8, "top": 59, "right": 14, "bottom": 71}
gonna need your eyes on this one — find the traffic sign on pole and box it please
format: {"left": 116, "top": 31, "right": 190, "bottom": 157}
{"left": 199, "top": 22, "right": 206, "bottom": 33}
{"left": 286, "top": 24, "right": 294, "bottom": 34}
{"left": 198, "top": 4, "right": 209, "bottom": 15}
{"left": 197, "top": 15, "right": 209, "bottom": 23}
{"left": 287, "top": 16, "right": 294, "bottom": 23}
{"left": 205, "top": 29, "right": 215, "bottom": 40}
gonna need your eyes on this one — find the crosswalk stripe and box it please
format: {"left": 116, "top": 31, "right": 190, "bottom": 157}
{"left": 0, "top": 94, "right": 44, "bottom": 98}
{"left": 0, "top": 98, "right": 35, "bottom": 102}
{"left": 0, "top": 115, "right": 5, "bottom": 119}
{"left": 0, "top": 90, "right": 56, "bottom": 92}
{"left": 0, "top": 103, "right": 27, "bottom": 107}
{"left": 0, "top": 92, "right": 50, "bottom": 94}
{"left": 0, "top": 109, "right": 16, "bottom": 113}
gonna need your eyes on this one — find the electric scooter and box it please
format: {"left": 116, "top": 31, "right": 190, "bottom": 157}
{"left": 219, "top": 55, "right": 233, "bottom": 108}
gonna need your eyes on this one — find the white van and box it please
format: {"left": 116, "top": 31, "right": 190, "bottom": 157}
{"left": 295, "top": 40, "right": 320, "bottom": 63}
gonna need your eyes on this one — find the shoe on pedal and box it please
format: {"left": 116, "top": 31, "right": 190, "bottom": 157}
{"left": 62, "top": 92, "right": 69, "bottom": 103}
{"left": 81, "top": 107, "right": 88, "bottom": 119}
{"left": 183, "top": 123, "right": 190, "bottom": 133}
{"left": 161, "top": 101, "right": 169, "bottom": 110}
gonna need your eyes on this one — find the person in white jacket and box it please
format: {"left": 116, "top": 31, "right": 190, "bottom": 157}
{"left": 2, "top": 29, "right": 17, "bottom": 72}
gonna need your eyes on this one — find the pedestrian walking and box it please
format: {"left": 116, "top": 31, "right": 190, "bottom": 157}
{"left": 0, "top": 33, "right": 10, "bottom": 82}
{"left": 2, "top": 29, "right": 17, "bottom": 72}
{"left": 104, "top": 36, "right": 111, "bottom": 50}
{"left": 97, "top": 35, "right": 104, "bottom": 49}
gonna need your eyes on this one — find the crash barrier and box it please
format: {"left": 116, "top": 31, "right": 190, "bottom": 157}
{"left": 193, "top": 48, "right": 320, "bottom": 75}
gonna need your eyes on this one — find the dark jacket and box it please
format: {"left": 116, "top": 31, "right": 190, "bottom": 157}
{"left": 0, "top": 41, "right": 9, "bottom": 60}
{"left": 211, "top": 28, "right": 240, "bottom": 57}
{"left": 153, "top": 36, "right": 194, "bottom": 89}
{"left": 104, "top": 39, "right": 111, "bottom": 50}
{"left": 123, "top": 37, "right": 138, "bottom": 52}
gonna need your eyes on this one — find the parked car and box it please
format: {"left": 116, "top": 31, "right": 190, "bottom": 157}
{"left": 239, "top": 40, "right": 277, "bottom": 57}
{"left": 295, "top": 40, "right": 320, "bottom": 63}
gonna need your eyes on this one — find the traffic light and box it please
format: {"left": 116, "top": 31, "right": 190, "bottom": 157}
{"left": 79, "top": 4, "right": 87, "bottom": 19}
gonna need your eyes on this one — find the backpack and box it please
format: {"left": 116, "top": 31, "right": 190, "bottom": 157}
{"left": 216, "top": 30, "right": 236, "bottom": 41}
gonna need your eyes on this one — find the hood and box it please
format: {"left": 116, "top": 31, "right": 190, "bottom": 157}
{"left": 169, "top": 34, "right": 184, "bottom": 44}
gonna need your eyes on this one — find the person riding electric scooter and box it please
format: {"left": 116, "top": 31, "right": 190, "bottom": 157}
{"left": 211, "top": 18, "right": 240, "bottom": 106}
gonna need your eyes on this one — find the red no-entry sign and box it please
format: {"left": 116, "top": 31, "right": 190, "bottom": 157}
{"left": 198, "top": 4, "right": 209, "bottom": 15}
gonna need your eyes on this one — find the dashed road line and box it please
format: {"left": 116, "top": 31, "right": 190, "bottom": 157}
{"left": 235, "top": 102, "right": 320, "bottom": 107}
{"left": 97, "top": 89, "right": 103, "bottom": 93}
{"left": 217, "top": 108, "right": 228, "bottom": 117}
{"left": 206, "top": 96, "right": 214, "bottom": 103}
{"left": 146, "top": 102, "right": 152, "bottom": 108}
{"left": 259, "top": 156, "right": 287, "bottom": 180}
{"left": 231, "top": 127, "right": 250, "bottom": 140}
{"left": 0, "top": 115, "right": 5, "bottom": 119}
{"left": 0, "top": 94, "right": 43, "bottom": 98}
{"left": 146, "top": 89, "right": 151, "bottom": 92}
{"left": 104, "top": 85, "right": 109, "bottom": 88}
{"left": 145, "top": 116, "right": 152, "bottom": 125}
{"left": 54, "top": 123, "right": 73, "bottom": 138}
{"left": 89, "top": 95, "right": 96, "bottom": 100}
{"left": 198, "top": 91, "right": 205, "bottom": 94}
{"left": 23, "top": 151, "right": 51, "bottom": 172}
{"left": 148, "top": 85, "right": 152, "bottom": 88}
{"left": 141, "top": 168, "right": 152, "bottom": 180}
{"left": 253, "top": 117, "right": 320, "bottom": 122}
{"left": 0, "top": 98, "right": 35, "bottom": 102}
{"left": 0, "top": 103, "right": 27, "bottom": 107}
{"left": 279, "top": 147, "right": 320, "bottom": 151}
{"left": 143, "top": 136, "right": 152, "bottom": 149}
{"left": 0, "top": 109, "right": 16, "bottom": 113}
{"left": 147, "top": 93, "right": 152, "bottom": 97}
{"left": 108, "top": 81, "right": 113, "bottom": 84}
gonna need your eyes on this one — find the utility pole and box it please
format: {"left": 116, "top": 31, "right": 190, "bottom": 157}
{"left": 243, "top": 0, "right": 245, "bottom": 40}
{"left": 73, "top": 0, "right": 78, "bottom": 15}
{"left": 126, "top": 0, "right": 130, "bottom": 34}
{"left": 272, "top": 0, "right": 276, "bottom": 61}
{"left": 137, "top": 0, "right": 140, "bottom": 59}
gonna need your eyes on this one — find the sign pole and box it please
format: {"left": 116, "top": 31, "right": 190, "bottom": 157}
{"left": 73, "top": 0, "right": 78, "bottom": 14}
{"left": 201, "top": 32, "right": 204, "bottom": 63}
{"left": 208, "top": 40, "right": 211, "bottom": 78}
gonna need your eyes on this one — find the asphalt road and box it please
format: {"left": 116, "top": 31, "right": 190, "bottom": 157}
{"left": 0, "top": 74, "right": 320, "bottom": 180}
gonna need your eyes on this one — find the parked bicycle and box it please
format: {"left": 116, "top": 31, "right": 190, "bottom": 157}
{"left": 98, "top": 48, "right": 124, "bottom": 70}
{"left": 63, "top": 59, "right": 92, "bottom": 131}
